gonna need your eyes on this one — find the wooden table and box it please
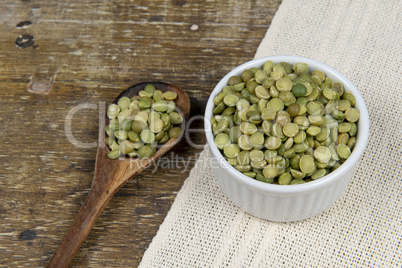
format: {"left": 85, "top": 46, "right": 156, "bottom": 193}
{"left": 0, "top": 1, "right": 281, "bottom": 266}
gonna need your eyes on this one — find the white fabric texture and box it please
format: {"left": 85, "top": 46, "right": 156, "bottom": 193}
{"left": 139, "top": 0, "right": 402, "bottom": 267}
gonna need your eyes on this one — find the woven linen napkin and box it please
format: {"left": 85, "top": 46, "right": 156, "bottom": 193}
{"left": 139, "top": 0, "right": 401, "bottom": 267}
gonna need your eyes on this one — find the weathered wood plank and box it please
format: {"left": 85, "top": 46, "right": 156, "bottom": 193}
{"left": 0, "top": 0, "right": 281, "bottom": 266}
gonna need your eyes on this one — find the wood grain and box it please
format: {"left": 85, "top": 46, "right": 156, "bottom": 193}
{"left": 0, "top": 0, "right": 281, "bottom": 266}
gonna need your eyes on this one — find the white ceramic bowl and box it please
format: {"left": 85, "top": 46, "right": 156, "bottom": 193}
{"left": 204, "top": 55, "right": 369, "bottom": 222}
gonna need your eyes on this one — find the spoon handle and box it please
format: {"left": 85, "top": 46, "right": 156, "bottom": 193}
{"left": 47, "top": 184, "right": 111, "bottom": 268}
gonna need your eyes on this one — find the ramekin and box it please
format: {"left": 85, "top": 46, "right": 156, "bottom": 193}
{"left": 204, "top": 55, "right": 369, "bottom": 222}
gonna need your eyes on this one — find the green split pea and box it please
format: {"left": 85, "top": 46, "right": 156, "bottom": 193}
{"left": 211, "top": 60, "right": 360, "bottom": 185}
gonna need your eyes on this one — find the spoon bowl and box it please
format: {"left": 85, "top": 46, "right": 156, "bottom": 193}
{"left": 47, "top": 82, "right": 190, "bottom": 267}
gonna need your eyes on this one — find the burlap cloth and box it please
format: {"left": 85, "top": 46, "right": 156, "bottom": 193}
{"left": 139, "top": 0, "right": 401, "bottom": 267}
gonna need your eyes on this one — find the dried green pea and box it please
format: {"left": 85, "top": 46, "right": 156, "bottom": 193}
{"left": 117, "top": 97, "right": 131, "bottom": 111}
{"left": 294, "top": 130, "right": 307, "bottom": 144}
{"left": 294, "top": 115, "right": 310, "bottom": 130}
{"left": 155, "top": 131, "right": 165, "bottom": 141}
{"left": 138, "top": 145, "right": 154, "bottom": 159}
{"left": 332, "top": 109, "right": 346, "bottom": 120}
{"left": 237, "top": 151, "right": 251, "bottom": 165}
{"left": 292, "top": 63, "right": 309, "bottom": 75}
{"left": 289, "top": 179, "right": 305, "bottom": 185}
{"left": 345, "top": 108, "right": 360, "bottom": 122}
{"left": 250, "top": 132, "right": 265, "bottom": 148}
{"left": 282, "top": 123, "right": 299, "bottom": 138}
{"left": 263, "top": 60, "right": 275, "bottom": 74}
{"left": 213, "top": 92, "right": 227, "bottom": 106}
{"left": 114, "top": 130, "right": 128, "bottom": 141}
{"left": 289, "top": 154, "right": 301, "bottom": 169}
{"left": 299, "top": 155, "right": 315, "bottom": 174}
{"left": 250, "top": 149, "right": 264, "bottom": 162}
{"left": 107, "top": 150, "right": 120, "bottom": 159}
{"left": 243, "top": 171, "right": 256, "bottom": 178}
{"left": 311, "top": 70, "right": 325, "bottom": 83}
{"left": 336, "top": 99, "right": 351, "bottom": 111}
{"left": 349, "top": 122, "right": 357, "bottom": 136}
{"left": 255, "top": 85, "right": 270, "bottom": 99}
{"left": 255, "top": 69, "right": 268, "bottom": 83}
{"left": 261, "top": 107, "right": 277, "bottom": 121}
{"left": 311, "top": 169, "right": 327, "bottom": 180}
{"left": 347, "top": 136, "right": 356, "bottom": 149}
{"left": 267, "top": 98, "right": 284, "bottom": 112}
{"left": 127, "top": 150, "right": 138, "bottom": 157}
{"left": 144, "top": 84, "right": 156, "bottom": 94}
{"left": 117, "top": 109, "right": 132, "bottom": 123}
{"left": 132, "top": 120, "right": 147, "bottom": 134}
{"left": 283, "top": 147, "right": 296, "bottom": 159}
{"left": 159, "top": 133, "right": 170, "bottom": 144}
{"left": 338, "top": 133, "right": 349, "bottom": 145}
{"left": 238, "top": 135, "right": 253, "bottom": 150}
{"left": 306, "top": 101, "right": 323, "bottom": 116}
{"left": 240, "top": 122, "right": 257, "bottom": 135}
{"left": 258, "top": 99, "right": 268, "bottom": 112}
{"left": 168, "top": 127, "right": 181, "bottom": 138}
{"left": 152, "top": 100, "right": 168, "bottom": 112}
{"left": 223, "top": 86, "right": 235, "bottom": 94}
{"left": 292, "top": 84, "right": 307, "bottom": 97}
{"left": 251, "top": 160, "right": 266, "bottom": 169}
{"left": 316, "top": 125, "right": 330, "bottom": 142}
{"left": 222, "top": 107, "right": 236, "bottom": 117}
{"left": 263, "top": 164, "right": 278, "bottom": 179}
{"left": 276, "top": 77, "right": 293, "bottom": 92}
{"left": 110, "top": 141, "right": 119, "bottom": 151}
{"left": 247, "top": 110, "right": 262, "bottom": 124}
{"left": 241, "top": 69, "right": 254, "bottom": 82}
{"left": 306, "top": 125, "right": 321, "bottom": 136}
{"left": 290, "top": 169, "right": 305, "bottom": 180}
{"left": 256, "top": 173, "right": 274, "bottom": 183}
{"left": 169, "top": 112, "right": 183, "bottom": 124}
{"left": 314, "top": 146, "right": 331, "bottom": 164}
{"left": 287, "top": 103, "right": 300, "bottom": 117}
{"left": 128, "top": 131, "right": 140, "bottom": 142}
{"left": 213, "top": 102, "right": 226, "bottom": 115}
{"left": 223, "top": 94, "right": 239, "bottom": 107}
{"left": 105, "top": 125, "right": 115, "bottom": 137}
{"left": 107, "top": 104, "right": 121, "bottom": 119}
{"left": 279, "top": 91, "right": 296, "bottom": 106}
{"left": 140, "top": 129, "right": 155, "bottom": 144}
{"left": 153, "top": 90, "right": 163, "bottom": 102}
{"left": 228, "top": 76, "right": 242, "bottom": 86}
{"left": 338, "top": 122, "right": 351, "bottom": 133}
{"left": 229, "top": 126, "right": 241, "bottom": 143}
{"left": 293, "top": 139, "right": 309, "bottom": 153}
{"left": 336, "top": 144, "right": 351, "bottom": 159}
{"left": 215, "top": 133, "right": 231, "bottom": 149}
{"left": 308, "top": 115, "right": 326, "bottom": 126}
{"left": 223, "top": 144, "right": 241, "bottom": 158}
{"left": 275, "top": 111, "right": 291, "bottom": 126}
{"left": 163, "top": 91, "right": 177, "bottom": 101}
{"left": 236, "top": 165, "right": 251, "bottom": 172}
{"left": 266, "top": 155, "right": 283, "bottom": 164}
{"left": 149, "top": 119, "right": 164, "bottom": 133}
{"left": 119, "top": 140, "right": 135, "bottom": 154}
{"left": 265, "top": 136, "right": 282, "bottom": 150}
{"left": 271, "top": 123, "right": 285, "bottom": 138}
{"left": 105, "top": 136, "right": 115, "bottom": 146}
{"left": 342, "top": 91, "right": 356, "bottom": 106}
{"left": 135, "top": 111, "right": 148, "bottom": 123}
{"left": 269, "top": 86, "right": 280, "bottom": 98}
{"left": 278, "top": 172, "right": 292, "bottom": 185}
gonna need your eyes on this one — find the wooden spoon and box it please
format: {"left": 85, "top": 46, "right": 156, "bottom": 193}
{"left": 47, "top": 82, "right": 190, "bottom": 267}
